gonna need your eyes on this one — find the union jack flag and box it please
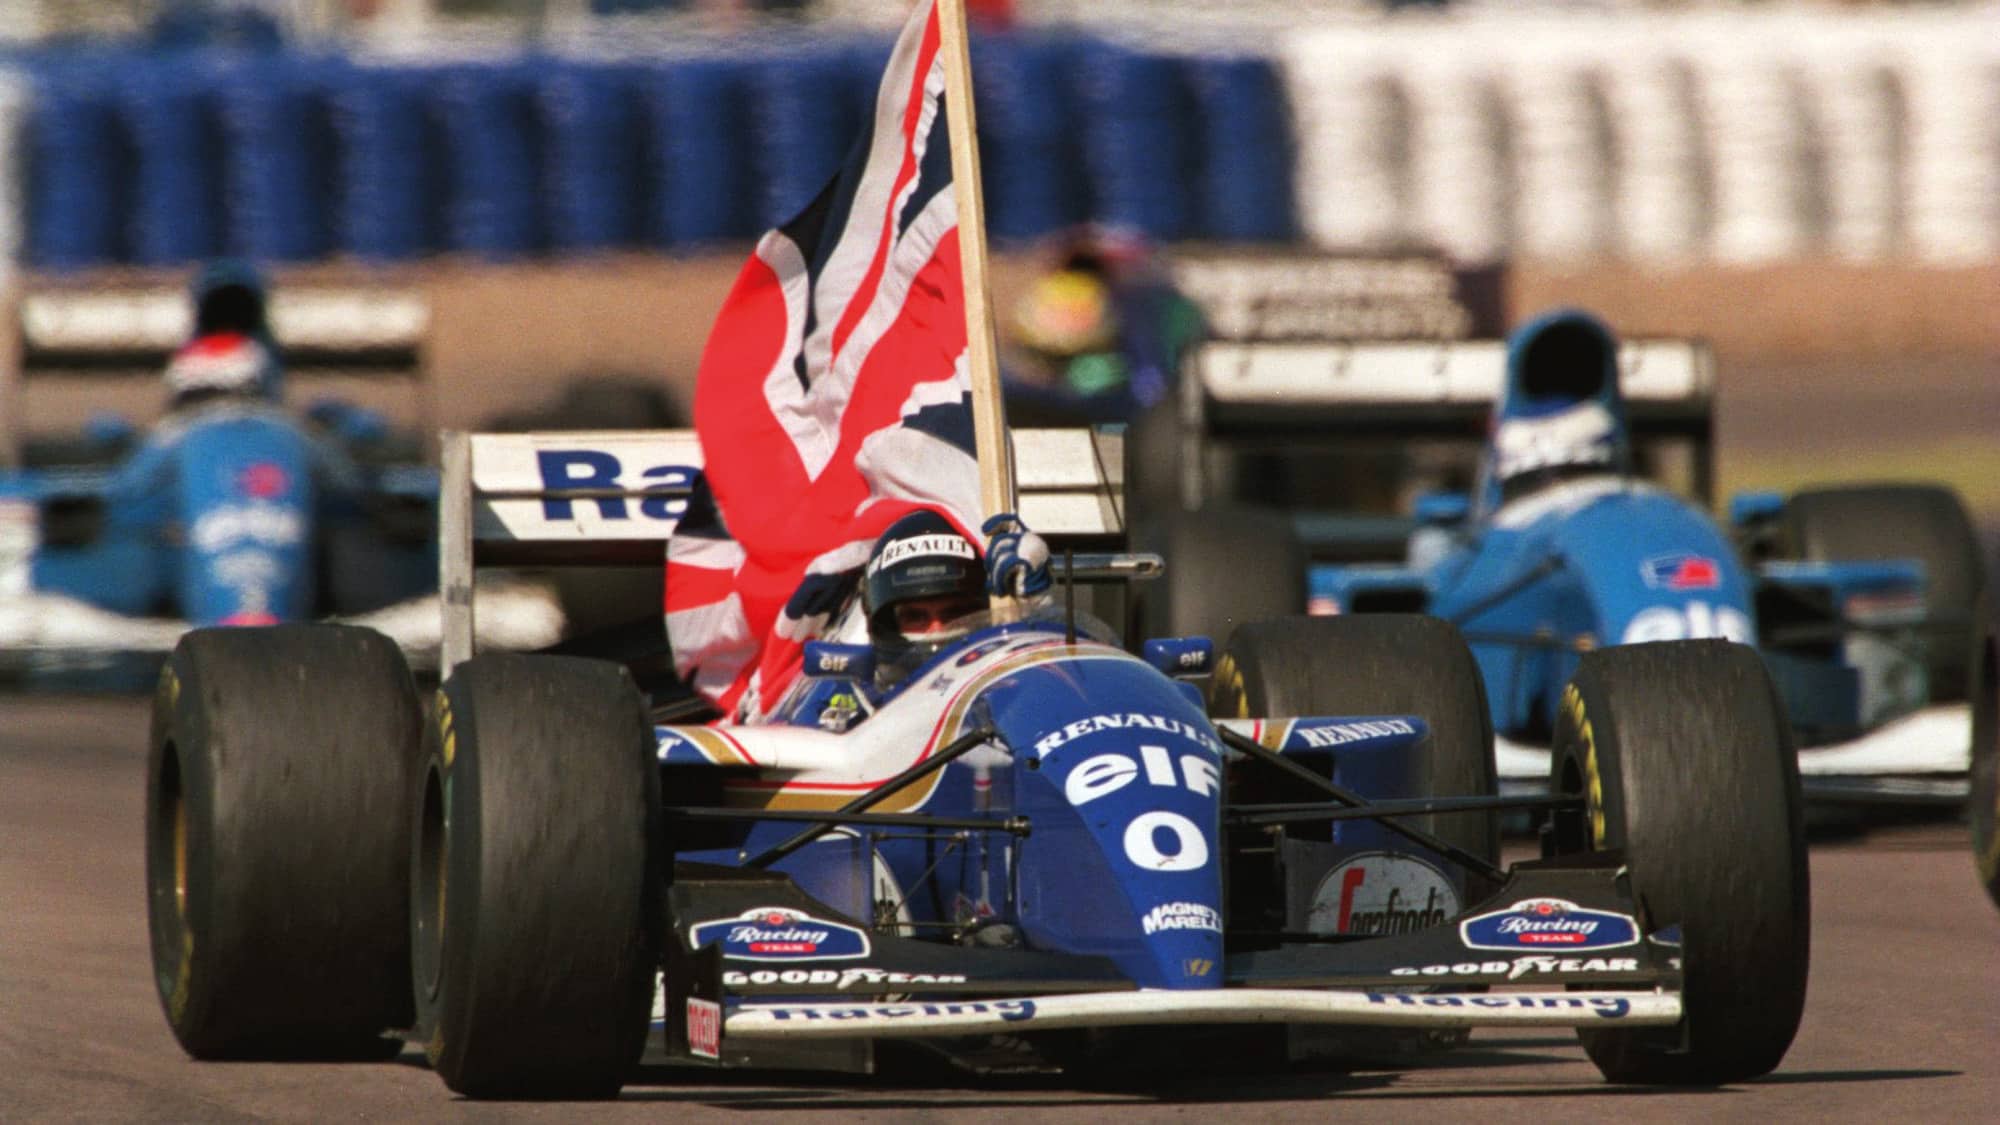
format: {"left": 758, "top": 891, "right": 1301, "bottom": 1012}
{"left": 666, "top": 0, "right": 981, "bottom": 722}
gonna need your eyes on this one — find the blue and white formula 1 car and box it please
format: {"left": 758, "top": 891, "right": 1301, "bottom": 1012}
{"left": 1142, "top": 312, "right": 1986, "bottom": 805}
{"left": 144, "top": 425, "right": 1808, "bottom": 1096}
{"left": 0, "top": 284, "right": 559, "bottom": 683}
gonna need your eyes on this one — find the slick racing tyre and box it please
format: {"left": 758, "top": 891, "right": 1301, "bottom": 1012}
{"left": 147, "top": 625, "right": 422, "bottom": 1060}
{"left": 1210, "top": 614, "right": 1499, "bottom": 867}
{"left": 1780, "top": 483, "right": 1987, "bottom": 700}
{"left": 1548, "top": 640, "right": 1808, "bottom": 1085}
{"left": 1969, "top": 590, "right": 1999, "bottom": 910}
{"left": 1129, "top": 504, "right": 1306, "bottom": 649}
{"left": 415, "top": 655, "right": 661, "bottom": 1099}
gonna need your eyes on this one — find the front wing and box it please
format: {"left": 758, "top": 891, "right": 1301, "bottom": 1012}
{"left": 660, "top": 857, "right": 1683, "bottom": 1059}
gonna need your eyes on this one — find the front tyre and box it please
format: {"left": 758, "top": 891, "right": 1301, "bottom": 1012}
{"left": 414, "top": 655, "right": 661, "bottom": 1099}
{"left": 1968, "top": 590, "right": 1998, "bottom": 909}
{"left": 1549, "top": 640, "right": 1808, "bottom": 1085}
{"left": 147, "top": 624, "right": 422, "bottom": 1060}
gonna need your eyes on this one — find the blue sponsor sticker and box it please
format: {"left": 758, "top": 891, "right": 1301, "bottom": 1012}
{"left": 691, "top": 906, "right": 872, "bottom": 962}
{"left": 1459, "top": 897, "right": 1639, "bottom": 951}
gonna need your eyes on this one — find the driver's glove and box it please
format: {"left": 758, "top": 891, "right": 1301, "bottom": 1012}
{"left": 982, "top": 512, "right": 1052, "bottom": 597}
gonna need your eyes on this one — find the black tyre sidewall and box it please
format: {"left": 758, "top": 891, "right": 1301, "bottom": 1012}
{"left": 1130, "top": 505, "right": 1306, "bottom": 650}
{"left": 146, "top": 625, "right": 420, "bottom": 1060}
{"left": 417, "top": 654, "right": 661, "bottom": 1100}
{"left": 1968, "top": 590, "right": 1999, "bottom": 908}
{"left": 1553, "top": 639, "right": 1808, "bottom": 1085}
{"left": 1211, "top": 614, "right": 1499, "bottom": 872}
{"left": 1782, "top": 484, "right": 1987, "bottom": 700}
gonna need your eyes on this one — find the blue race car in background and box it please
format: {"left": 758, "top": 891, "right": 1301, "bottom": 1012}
{"left": 142, "top": 425, "right": 1810, "bottom": 1094}
{"left": 0, "top": 268, "right": 560, "bottom": 683}
{"left": 1133, "top": 309, "right": 1987, "bottom": 803}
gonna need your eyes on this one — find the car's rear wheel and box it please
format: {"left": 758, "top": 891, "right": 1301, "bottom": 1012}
{"left": 1128, "top": 505, "right": 1305, "bottom": 648}
{"left": 1211, "top": 614, "right": 1498, "bottom": 865}
{"left": 1210, "top": 614, "right": 1497, "bottom": 1061}
{"left": 1969, "top": 590, "right": 1999, "bottom": 909}
{"left": 415, "top": 654, "right": 661, "bottom": 1099}
{"left": 1548, "top": 640, "right": 1808, "bottom": 1085}
{"left": 1779, "top": 483, "right": 1987, "bottom": 700}
{"left": 147, "top": 624, "right": 421, "bottom": 1060}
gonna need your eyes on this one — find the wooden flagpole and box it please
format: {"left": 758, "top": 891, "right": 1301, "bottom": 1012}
{"left": 935, "top": 0, "right": 1018, "bottom": 557}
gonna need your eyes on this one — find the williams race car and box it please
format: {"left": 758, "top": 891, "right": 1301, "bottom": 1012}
{"left": 144, "top": 426, "right": 1809, "bottom": 1095}
{"left": 1137, "top": 310, "right": 1986, "bottom": 805}
{"left": 0, "top": 279, "right": 559, "bottom": 683}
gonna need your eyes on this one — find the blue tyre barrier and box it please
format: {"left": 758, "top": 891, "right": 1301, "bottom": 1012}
{"left": 26, "top": 71, "right": 127, "bottom": 268}
{"left": 120, "top": 60, "right": 223, "bottom": 265}
{"left": 1070, "top": 43, "right": 1195, "bottom": 242}
{"left": 1186, "top": 55, "right": 1295, "bottom": 241}
{"left": 214, "top": 60, "right": 336, "bottom": 262}
{"left": 638, "top": 57, "right": 758, "bottom": 248}
{"left": 432, "top": 63, "right": 543, "bottom": 259}
{"left": 974, "top": 33, "right": 1084, "bottom": 242}
{"left": 329, "top": 65, "right": 439, "bottom": 262}
{"left": 538, "top": 62, "right": 642, "bottom": 253}
{"left": 749, "top": 50, "right": 867, "bottom": 229}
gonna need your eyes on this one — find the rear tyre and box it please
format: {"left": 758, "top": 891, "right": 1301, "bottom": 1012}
{"left": 147, "top": 624, "right": 421, "bottom": 1060}
{"left": 1210, "top": 614, "right": 1498, "bottom": 865}
{"left": 414, "top": 654, "right": 661, "bottom": 1099}
{"left": 1211, "top": 614, "right": 1497, "bottom": 1061}
{"left": 1969, "top": 590, "right": 1999, "bottom": 910}
{"left": 1129, "top": 505, "right": 1305, "bottom": 648}
{"left": 1548, "top": 640, "right": 1808, "bottom": 1085}
{"left": 1780, "top": 484, "right": 1987, "bottom": 700}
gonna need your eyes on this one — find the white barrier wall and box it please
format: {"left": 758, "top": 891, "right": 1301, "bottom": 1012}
{"left": 1280, "top": 8, "right": 2000, "bottom": 264}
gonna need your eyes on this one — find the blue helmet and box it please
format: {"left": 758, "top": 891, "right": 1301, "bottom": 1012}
{"left": 1481, "top": 308, "right": 1630, "bottom": 510}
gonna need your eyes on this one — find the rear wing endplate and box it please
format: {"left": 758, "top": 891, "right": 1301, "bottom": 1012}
{"left": 439, "top": 426, "right": 1127, "bottom": 672}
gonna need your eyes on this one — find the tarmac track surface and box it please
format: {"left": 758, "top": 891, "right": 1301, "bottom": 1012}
{"left": 5, "top": 696, "right": 1997, "bottom": 1123}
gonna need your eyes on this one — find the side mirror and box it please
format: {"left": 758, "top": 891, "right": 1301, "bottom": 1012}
{"left": 1729, "top": 491, "right": 1786, "bottom": 529}
{"left": 1143, "top": 637, "right": 1213, "bottom": 679}
{"left": 803, "top": 641, "right": 874, "bottom": 682}
{"left": 84, "top": 412, "right": 137, "bottom": 450}
{"left": 1413, "top": 490, "right": 1470, "bottom": 526}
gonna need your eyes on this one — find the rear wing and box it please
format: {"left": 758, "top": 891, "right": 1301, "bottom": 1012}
{"left": 439, "top": 427, "right": 1128, "bottom": 672}
{"left": 2, "top": 284, "right": 431, "bottom": 467}
{"left": 1162, "top": 338, "right": 1717, "bottom": 510}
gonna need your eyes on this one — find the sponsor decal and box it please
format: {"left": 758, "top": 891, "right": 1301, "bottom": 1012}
{"left": 534, "top": 449, "right": 697, "bottom": 521}
{"left": 1125, "top": 811, "right": 1209, "bottom": 872}
{"left": 866, "top": 533, "right": 975, "bottom": 574}
{"left": 1641, "top": 552, "right": 1722, "bottom": 591}
{"left": 761, "top": 999, "right": 1037, "bottom": 1023}
{"left": 236, "top": 461, "right": 290, "bottom": 499}
{"left": 1183, "top": 958, "right": 1215, "bottom": 978}
{"left": 1064, "top": 745, "right": 1220, "bottom": 807}
{"left": 1620, "top": 601, "right": 1753, "bottom": 645}
{"left": 165, "top": 334, "right": 270, "bottom": 396}
{"left": 722, "top": 968, "right": 968, "bottom": 989}
{"left": 685, "top": 998, "right": 721, "bottom": 1059}
{"left": 1032, "top": 712, "right": 1222, "bottom": 758}
{"left": 189, "top": 501, "right": 305, "bottom": 554}
{"left": 1492, "top": 401, "right": 1616, "bottom": 480}
{"left": 1390, "top": 955, "right": 1641, "bottom": 981}
{"left": 690, "top": 906, "right": 871, "bottom": 962}
{"left": 1294, "top": 718, "right": 1419, "bottom": 750}
{"left": 1140, "top": 900, "right": 1222, "bottom": 936}
{"left": 1308, "top": 852, "right": 1459, "bottom": 936}
{"left": 1460, "top": 898, "right": 1638, "bottom": 951}
{"left": 1365, "top": 993, "right": 1632, "bottom": 1019}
